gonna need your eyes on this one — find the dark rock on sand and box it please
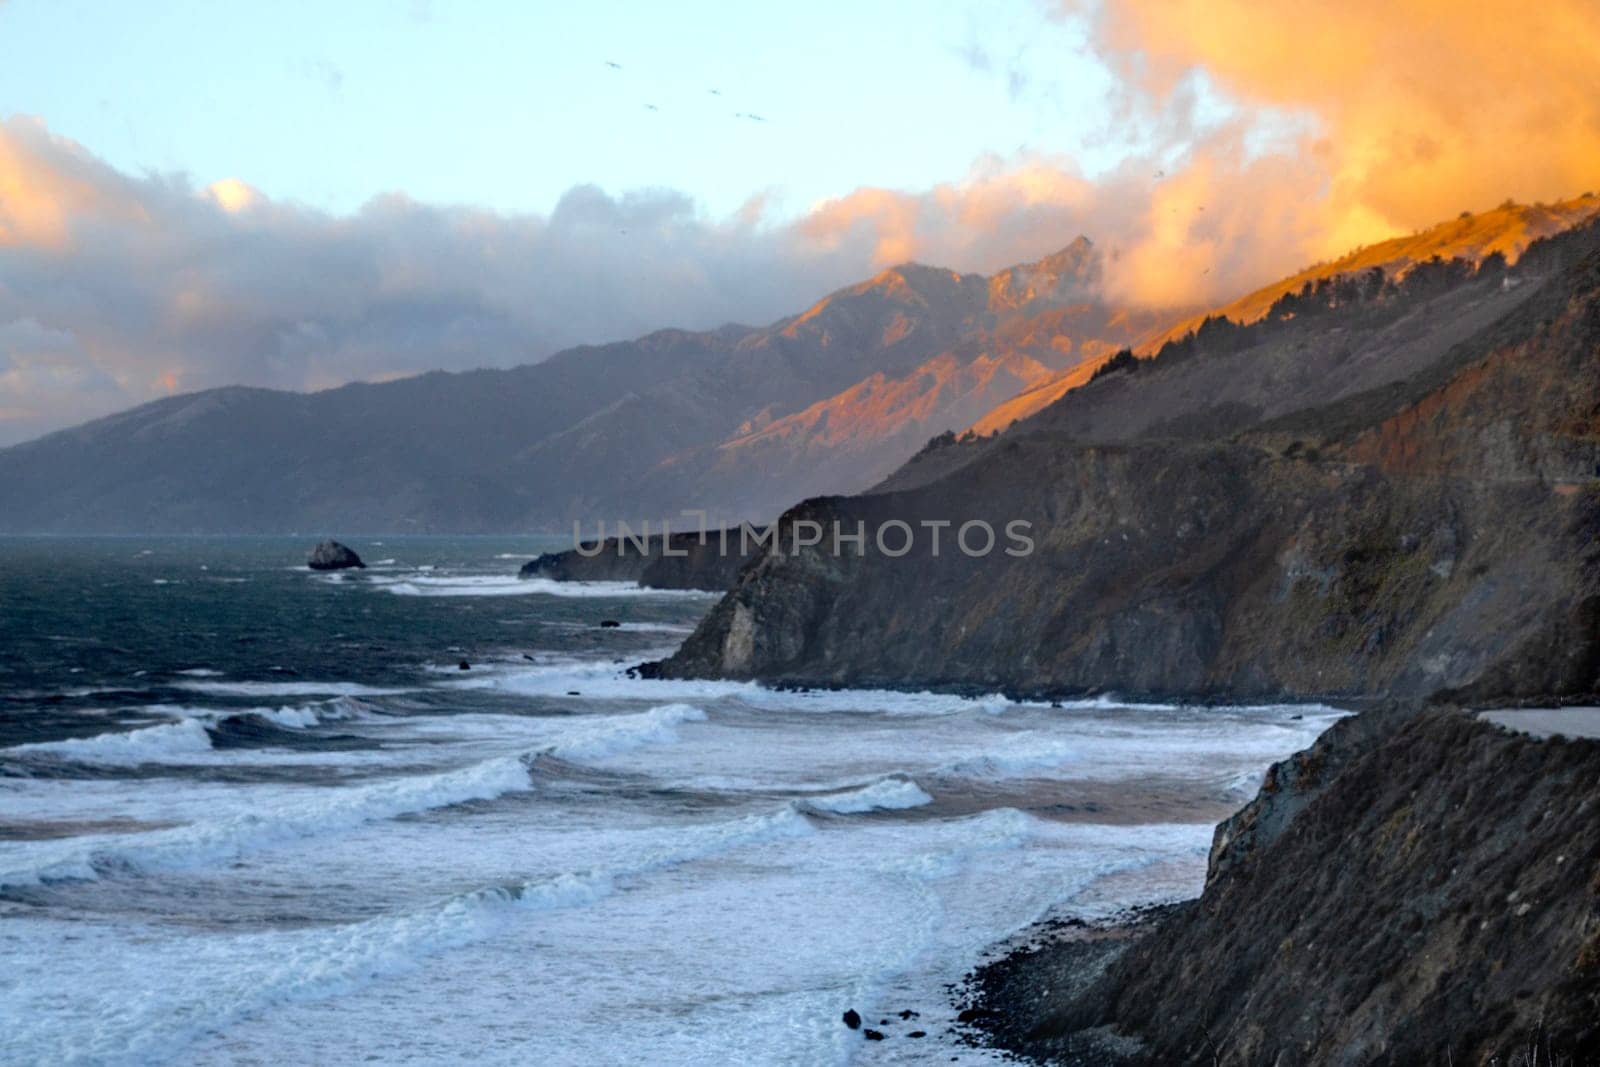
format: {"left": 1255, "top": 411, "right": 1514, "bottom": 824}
{"left": 306, "top": 540, "right": 364, "bottom": 571}
{"left": 862, "top": 1029, "right": 885, "bottom": 1041}
{"left": 841, "top": 1009, "right": 861, "bottom": 1030}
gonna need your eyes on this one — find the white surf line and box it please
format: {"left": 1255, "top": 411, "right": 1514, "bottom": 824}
{"left": 0, "top": 704, "right": 713, "bottom": 890}
{"left": 3, "top": 805, "right": 816, "bottom": 1066}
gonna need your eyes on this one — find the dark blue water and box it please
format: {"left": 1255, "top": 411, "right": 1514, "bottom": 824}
{"left": 0, "top": 536, "right": 695, "bottom": 749}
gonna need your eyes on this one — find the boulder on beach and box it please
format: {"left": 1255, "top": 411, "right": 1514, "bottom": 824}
{"left": 307, "top": 540, "right": 365, "bottom": 571}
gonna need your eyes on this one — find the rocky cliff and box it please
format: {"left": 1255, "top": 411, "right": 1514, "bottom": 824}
{"left": 976, "top": 705, "right": 1600, "bottom": 1065}
{"left": 520, "top": 528, "right": 757, "bottom": 591}
{"left": 656, "top": 219, "right": 1600, "bottom": 705}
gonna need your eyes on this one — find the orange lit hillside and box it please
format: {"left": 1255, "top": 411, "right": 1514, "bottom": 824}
{"left": 967, "top": 195, "right": 1600, "bottom": 436}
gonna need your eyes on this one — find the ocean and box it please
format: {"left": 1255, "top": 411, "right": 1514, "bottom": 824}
{"left": 0, "top": 537, "right": 1342, "bottom": 1065}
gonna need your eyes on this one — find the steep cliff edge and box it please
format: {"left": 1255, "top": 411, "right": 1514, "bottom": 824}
{"left": 977, "top": 706, "right": 1600, "bottom": 1065}
{"left": 655, "top": 222, "right": 1600, "bottom": 705}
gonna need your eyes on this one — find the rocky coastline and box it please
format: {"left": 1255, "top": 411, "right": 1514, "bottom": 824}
{"left": 635, "top": 222, "right": 1600, "bottom": 1061}
{"left": 519, "top": 527, "right": 758, "bottom": 591}
{"left": 653, "top": 221, "right": 1600, "bottom": 707}
{"left": 955, "top": 704, "right": 1600, "bottom": 1065}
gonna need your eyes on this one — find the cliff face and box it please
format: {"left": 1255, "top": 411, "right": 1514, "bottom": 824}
{"left": 657, "top": 223, "right": 1600, "bottom": 705}
{"left": 1010, "top": 707, "right": 1600, "bottom": 1065}
{"left": 520, "top": 529, "right": 757, "bottom": 591}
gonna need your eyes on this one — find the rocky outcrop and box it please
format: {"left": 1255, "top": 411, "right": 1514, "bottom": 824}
{"left": 655, "top": 219, "right": 1600, "bottom": 705}
{"left": 306, "top": 540, "right": 364, "bottom": 570}
{"left": 520, "top": 528, "right": 758, "bottom": 591}
{"left": 1000, "top": 706, "right": 1600, "bottom": 1065}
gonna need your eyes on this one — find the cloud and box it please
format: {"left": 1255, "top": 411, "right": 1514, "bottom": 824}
{"left": 1064, "top": 0, "right": 1600, "bottom": 299}
{"left": 0, "top": 116, "right": 931, "bottom": 444}
{"left": 0, "top": 115, "right": 1161, "bottom": 446}
{"left": 3, "top": 1, "right": 1597, "bottom": 443}
{"left": 806, "top": 1, "right": 1600, "bottom": 309}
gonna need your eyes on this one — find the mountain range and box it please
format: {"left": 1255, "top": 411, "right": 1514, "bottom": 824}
{"left": 0, "top": 238, "right": 1162, "bottom": 533}
{"left": 656, "top": 204, "right": 1600, "bottom": 704}
{"left": 1, "top": 198, "right": 1595, "bottom": 535}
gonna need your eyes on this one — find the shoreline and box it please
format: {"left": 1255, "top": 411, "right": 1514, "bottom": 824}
{"left": 950, "top": 904, "right": 1179, "bottom": 1065}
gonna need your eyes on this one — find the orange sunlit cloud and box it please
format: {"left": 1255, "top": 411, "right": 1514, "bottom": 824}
{"left": 795, "top": 1, "right": 1600, "bottom": 308}
{"left": 1073, "top": 0, "right": 1600, "bottom": 302}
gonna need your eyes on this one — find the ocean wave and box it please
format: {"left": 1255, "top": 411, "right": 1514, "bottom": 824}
{"left": 885, "top": 806, "right": 1042, "bottom": 882}
{"left": 740, "top": 686, "right": 1024, "bottom": 717}
{"left": 804, "top": 777, "right": 933, "bottom": 814}
{"left": 3, "top": 720, "right": 215, "bottom": 767}
{"left": 939, "top": 733, "right": 1080, "bottom": 779}
{"left": 175, "top": 679, "right": 411, "bottom": 698}
{"left": 2, "top": 805, "right": 814, "bottom": 1064}
{"left": 0, "top": 704, "right": 713, "bottom": 889}
{"left": 0, "top": 751, "right": 534, "bottom": 889}
{"left": 544, "top": 703, "right": 708, "bottom": 763}
{"left": 371, "top": 574, "right": 717, "bottom": 599}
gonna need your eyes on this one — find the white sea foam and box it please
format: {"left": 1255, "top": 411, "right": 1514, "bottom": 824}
{"left": 739, "top": 686, "right": 1028, "bottom": 717}
{"left": 372, "top": 574, "right": 716, "bottom": 599}
{"left": 544, "top": 703, "right": 708, "bottom": 763}
{"left": 940, "top": 733, "right": 1081, "bottom": 778}
{"left": 0, "top": 806, "right": 814, "bottom": 1066}
{"left": 0, "top": 703, "right": 714, "bottom": 889}
{"left": 0, "top": 752, "right": 534, "bottom": 889}
{"left": 804, "top": 777, "right": 933, "bottom": 814}
{"left": 443, "top": 656, "right": 1037, "bottom": 718}
{"left": 4, "top": 720, "right": 215, "bottom": 766}
{"left": 175, "top": 679, "right": 411, "bottom": 697}
{"left": 175, "top": 668, "right": 223, "bottom": 677}
{"left": 140, "top": 698, "right": 367, "bottom": 732}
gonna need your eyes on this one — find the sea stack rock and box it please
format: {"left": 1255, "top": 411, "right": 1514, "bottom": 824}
{"left": 307, "top": 540, "right": 365, "bottom": 571}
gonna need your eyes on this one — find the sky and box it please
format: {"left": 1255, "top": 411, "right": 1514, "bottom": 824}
{"left": 1, "top": 0, "right": 1598, "bottom": 445}
{"left": 0, "top": 0, "right": 1136, "bottom": 219}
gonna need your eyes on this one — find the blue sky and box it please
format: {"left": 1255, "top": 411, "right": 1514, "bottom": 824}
{"left": 0, "top": 0, "right": 1132, "bottom": 219}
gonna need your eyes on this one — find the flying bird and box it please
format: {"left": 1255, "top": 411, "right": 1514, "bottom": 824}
{"left": 605, "top": 60, "right": 622, "bottom": 69}
{"left": 644, "top": 103, "right": 659, "bottom": 111}
{"left": 708, "top": 88, "right": 722, "bottom": 96}
{"left": 735, "top": 111, "right": 766, "bottom": 122}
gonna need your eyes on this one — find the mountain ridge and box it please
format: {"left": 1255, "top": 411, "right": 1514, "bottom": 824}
{"left": 654, "top": 211, "right": 1600, "bottom": 705}
{"left": 0, "top": 238, "right": 1152, "bottom": 533}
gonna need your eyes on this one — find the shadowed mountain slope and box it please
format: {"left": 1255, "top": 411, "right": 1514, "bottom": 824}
{"left": 0, "top": 240, "right": 1154, "bottom": 533}
{"left": 656, "top": 215, "right": 1600, "bottom": 704}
